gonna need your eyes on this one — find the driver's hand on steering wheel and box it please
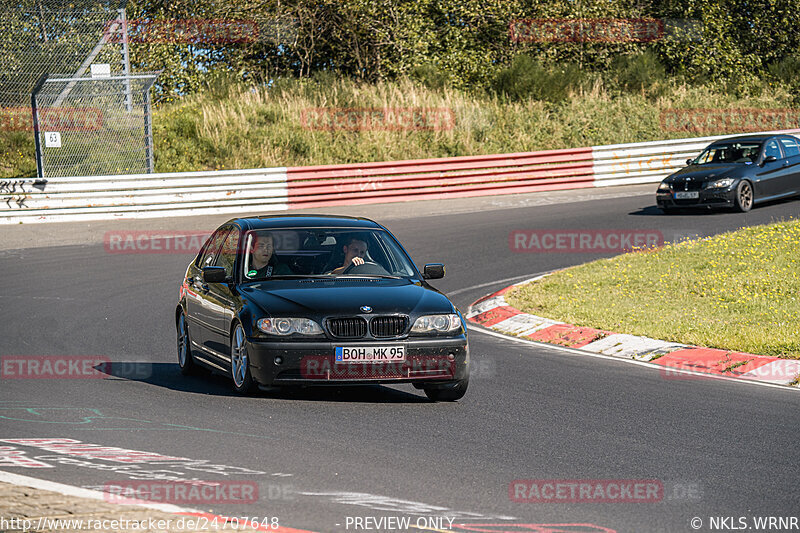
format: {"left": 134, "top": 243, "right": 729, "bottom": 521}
{"left": 350, "top": 257, "right": 365, "bottom": 267}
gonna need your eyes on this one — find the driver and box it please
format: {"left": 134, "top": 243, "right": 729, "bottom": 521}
{"left": 327, "top": 236, "right": 368, "bottom": 274}
{"left": 247, "top": 232, "right": 292, "bottom": 278}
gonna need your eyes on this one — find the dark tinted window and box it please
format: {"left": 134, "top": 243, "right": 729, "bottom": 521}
{"left": 214, "top": 227, "right": 241, "bottom": 277}
{"left": 198, "top": 227, "right": 230, "bottom": 268}
{"left": 695, "top": 142, "right": 761, "bottom": 164}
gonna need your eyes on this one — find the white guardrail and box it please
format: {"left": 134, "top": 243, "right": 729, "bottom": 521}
{"left": 2, "top": 129, "right": 798, "bottom": 224}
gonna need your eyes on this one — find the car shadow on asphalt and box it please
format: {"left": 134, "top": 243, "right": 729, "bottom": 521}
{"left": 97, "top": 362, "right": 430, "bottom": 403}
{"left": 631, "top": 195, "right": 800, "bottom": 216}
{"left": 629, "top": 205, "right": 730, "bottom": 216}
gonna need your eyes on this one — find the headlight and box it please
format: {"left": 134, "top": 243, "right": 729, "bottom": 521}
{"left": 257, "top": 318, "right": 323, "bottom": 336}
{"left": 657, "top": 182, "right": 671, "bottom": 192}
{"left": 411, "top": 314, "right": 461, "bottom": 334}
{"left": 708, "top": 178, "right": 734, "bottom": 189}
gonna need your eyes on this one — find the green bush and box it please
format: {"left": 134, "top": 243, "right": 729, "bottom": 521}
{"left": 493, "top": 55, "right": 585, "bottom": 103}
{"left": 411, "top": 64, "right": 449, "bottom": 90}
{"left": 610, "top": 51, "right": 666, "bottom": 95}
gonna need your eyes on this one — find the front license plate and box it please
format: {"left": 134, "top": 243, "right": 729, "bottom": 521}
{"left": 674, "top": 191, "right": 699, "bottom": 199}
{"left": 335, "top": 345, "right": 406, "bottom": 363}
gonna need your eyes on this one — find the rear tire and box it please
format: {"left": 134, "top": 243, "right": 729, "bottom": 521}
{"left": 231, "top": 323, "right": 254, "bottom": 394}
{"left": 734, "top": 181, "right": 753, "bottom": 212}
{"left": 177, "top": 312, "right": 195, "bottom": 376}
{"left": 423, "top": 378, "right": 468, "bottom": 402}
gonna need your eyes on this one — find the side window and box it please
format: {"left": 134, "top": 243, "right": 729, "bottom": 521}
{"left": 780, "top": 138, "right": 800, "bottom": 158}
{"left": 198, "top": 227, "right": 230, "bottom": 268}
{"left": 763, "top": 139, "right": 782, "bottom": 160}
{"left": 214, "top": 228, "right": 241, "bottom": 277}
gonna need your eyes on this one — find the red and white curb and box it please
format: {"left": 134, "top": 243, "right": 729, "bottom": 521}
{"left": 467, "top": 276, "right": 800, "bottom": 387}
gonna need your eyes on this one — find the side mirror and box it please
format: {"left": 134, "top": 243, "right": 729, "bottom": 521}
{"left": 686, "top": 158, "right": 694, "bottom": 166}
{"left": 423, "top": 263, "right": 445, "bottom": 279}
{"left": 202, "top": 266, "right": 227, "bottom": 283}
{"left": 761, "top": 155, "right": 777, "bottom": 166}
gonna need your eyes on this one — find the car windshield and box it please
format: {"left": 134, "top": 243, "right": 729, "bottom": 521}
{"left": 239, "top": 227, "right": 418, "bottom": 281}
{"left": 694, "top": 141, "right": 762, "bottom": 164}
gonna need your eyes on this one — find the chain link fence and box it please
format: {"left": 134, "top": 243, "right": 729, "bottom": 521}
{"left": 2, "top": 0, "right": 161, "bottom": 178}
{"left": 0, "top": 0, "right": 129, "bottom": 107}
{"left": 32, "top": 72, "right": 159, "bottom": 178}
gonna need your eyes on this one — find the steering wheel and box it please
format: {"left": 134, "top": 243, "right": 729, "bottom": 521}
{"left": 341, "top": 260, "right": 380, "bottom": 274}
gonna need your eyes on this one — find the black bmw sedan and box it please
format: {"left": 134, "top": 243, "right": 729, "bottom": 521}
{"left": 175, "top": 215, "right": 469, "bottom": 401}
{"left": 656, "top": 134, "right": 800, "bottom": 213}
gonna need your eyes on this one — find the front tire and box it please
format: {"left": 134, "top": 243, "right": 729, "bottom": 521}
{"left": 423, "top": 377, "right": 468, "bottom": 402}
{"left": 231, "top": 323, "right": 254, "bottom": 394}
{"left": 177, "top": 312, "right": 195, "bottom": 376}
{"left": 734, "top": 180, "right": 753, "bottom": 212}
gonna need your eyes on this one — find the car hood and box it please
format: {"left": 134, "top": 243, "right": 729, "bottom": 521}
{"left": 239, "top": 278, "right": 456, "bottom": 317}
{"left": 666, "top": 163, "right": 746, "bottom": 183}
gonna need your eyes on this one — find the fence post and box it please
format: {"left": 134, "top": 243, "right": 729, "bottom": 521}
{"left": 119, "top": 8, "right": 133, "bottom": 113}
{"left": 31, "top": 74, "right": 47, "bottom": 179}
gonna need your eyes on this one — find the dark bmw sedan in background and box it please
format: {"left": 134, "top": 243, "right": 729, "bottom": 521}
{"left": 657, "top": 134, "right": 800, "bottom": 213}
{"left": 176, "top": 215, "right": 469, "bottom": 401}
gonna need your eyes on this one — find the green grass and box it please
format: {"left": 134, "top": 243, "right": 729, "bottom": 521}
{"left": 505, "top": 220, "right": 800, "bottom": 359}
{"left": 3, "top": 76, "right": 797, "bottom": 177}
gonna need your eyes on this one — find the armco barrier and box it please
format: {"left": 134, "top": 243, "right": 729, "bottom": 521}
{"left": 2, "top": 128, "right": 798, "bottom": 223}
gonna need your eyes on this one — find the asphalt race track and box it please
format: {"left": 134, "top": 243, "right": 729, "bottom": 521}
{"left": 2, "top": 186, "right": 800, "bottom": 533}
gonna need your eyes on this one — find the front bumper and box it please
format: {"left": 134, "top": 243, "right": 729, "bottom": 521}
{"left": 246, "top": 335, "right": 469, "bottom": 386}
{"left": 656, "top": 187, "right": 737, "bottom": 209}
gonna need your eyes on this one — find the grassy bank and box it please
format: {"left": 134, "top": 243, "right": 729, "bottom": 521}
{"left": 505, "top": 220, "right": 800, "bottom": 359}
{"left": 2, "top": 76, "right": 797, "bottom": 178}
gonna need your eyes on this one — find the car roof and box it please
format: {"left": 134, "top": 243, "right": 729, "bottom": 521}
{"left": 708, "top": 134, "right": 775, "bottom": 144}
{"left": 225, "top": 214, "right": 383, "bottom": 230}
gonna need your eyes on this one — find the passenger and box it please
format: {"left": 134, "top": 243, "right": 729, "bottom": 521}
{"left": 246, "top": 232, "right": 292, "bottom": 278}
{"left": 327, "top": 236, "right": 368, "bottom": 274}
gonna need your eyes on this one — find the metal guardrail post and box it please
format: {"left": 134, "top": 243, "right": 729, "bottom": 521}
{"left": 144, "top": 87, "right": 154, "bottom": 173}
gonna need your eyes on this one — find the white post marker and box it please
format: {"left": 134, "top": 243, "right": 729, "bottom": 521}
{"left": 44, "top": 132, "right": 62, "bottom": 148}
{"left": 90, "top": 63, "right": 111, "bottom": 78}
